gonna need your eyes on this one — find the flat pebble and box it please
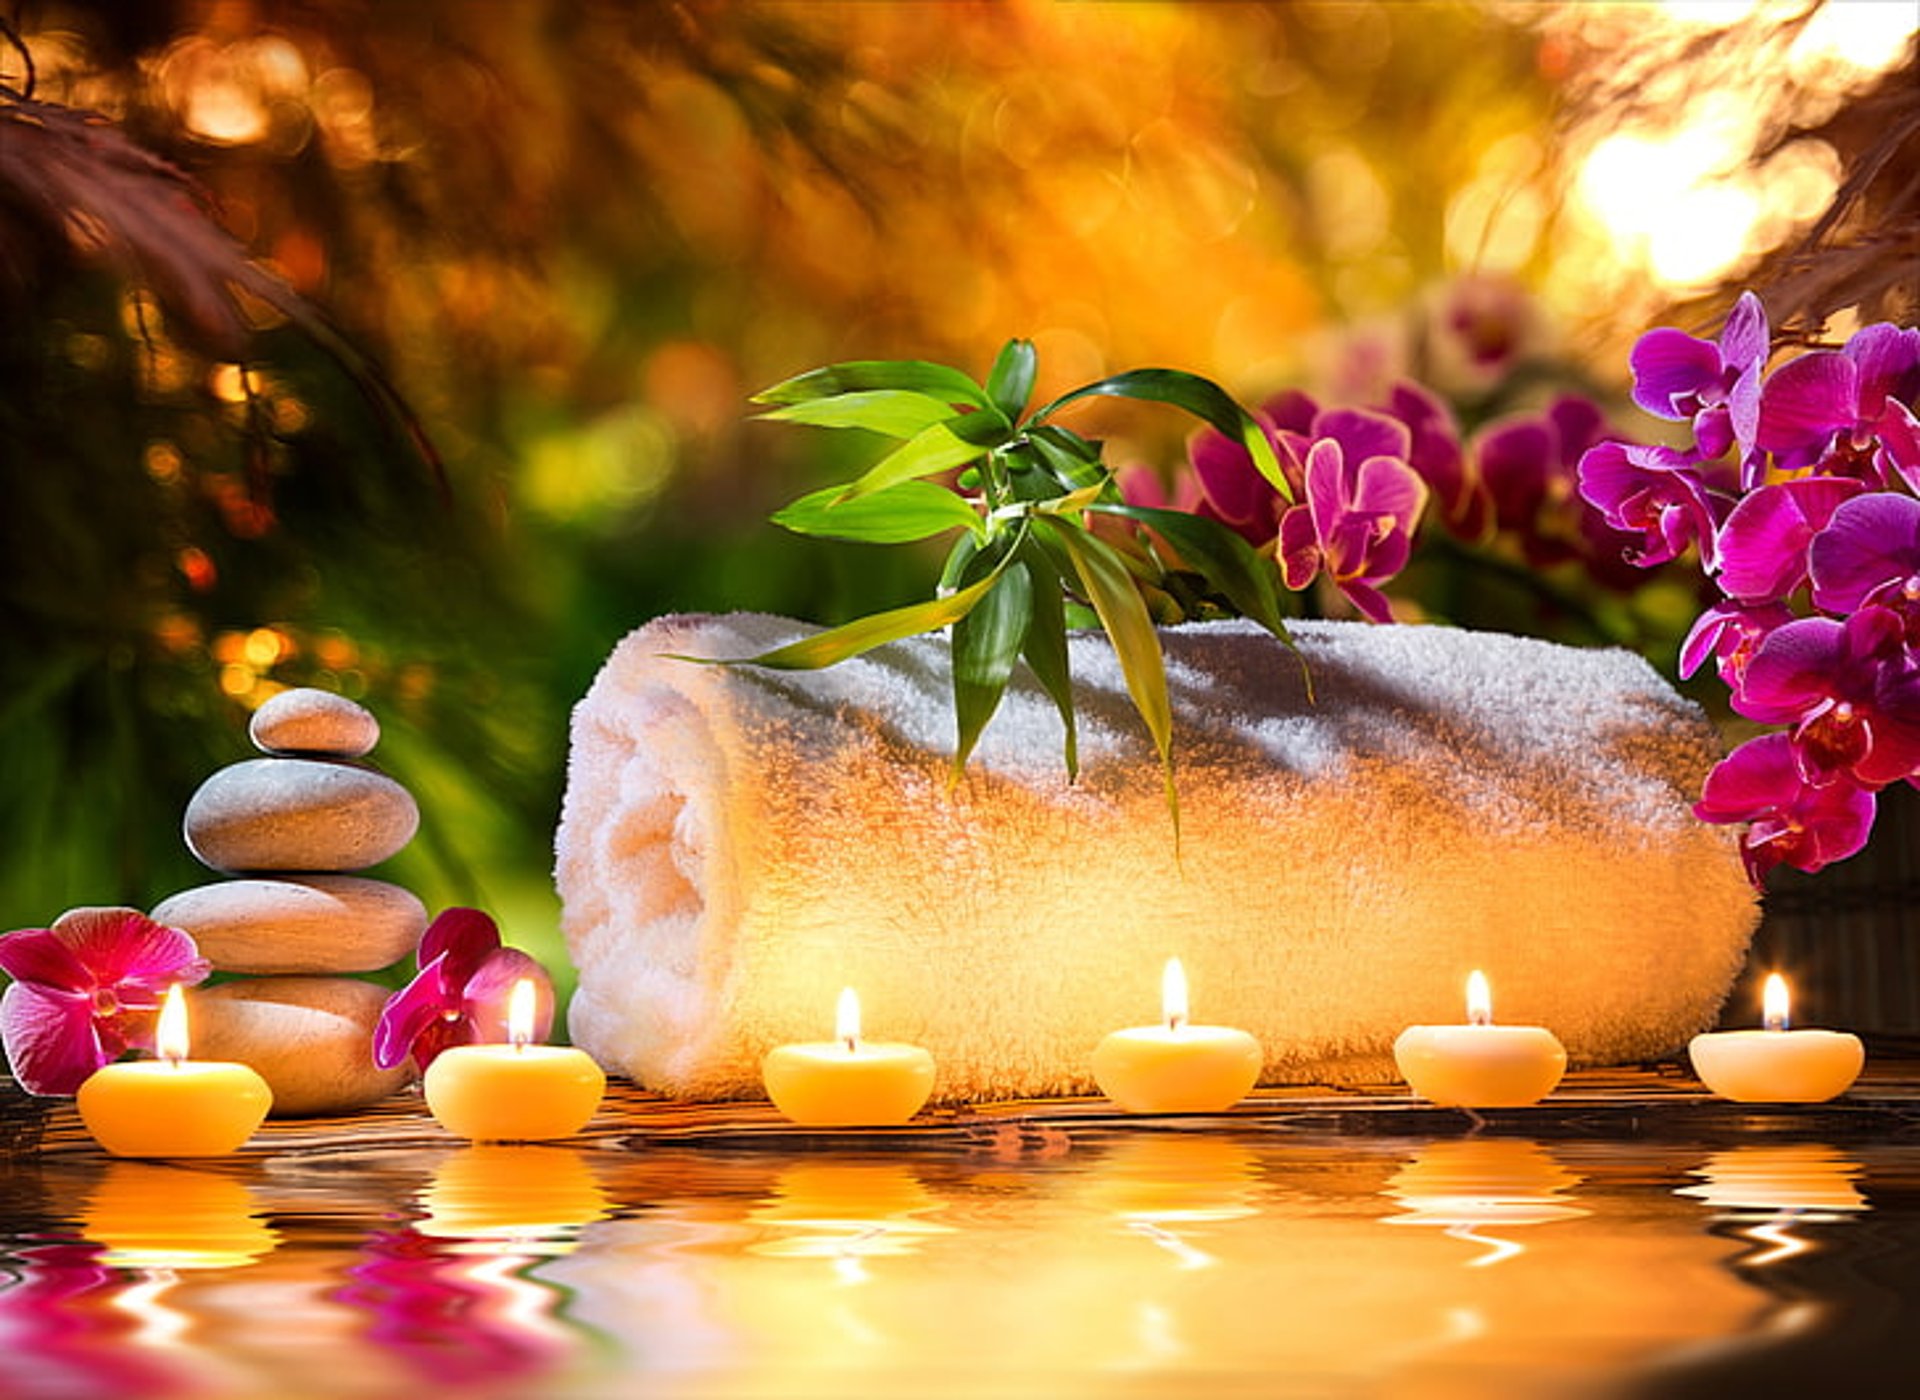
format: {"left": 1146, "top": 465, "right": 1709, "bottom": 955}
{"left": 185, "top": 758, "right": 419, "bottom": 873}
{"left": 152, "top": 876, "right": 427, "bottom": 975}
{"left": 190, "top": 976, "right": 413, "bottom": 1116}
{"left": 250, "top": 689, "right": 381, "bottom": 757}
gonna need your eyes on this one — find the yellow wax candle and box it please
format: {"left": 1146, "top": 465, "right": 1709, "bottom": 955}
{"left": 1393, "top": 970, "right": 1566, "bottom": 1108}
{"left": 762, "top": 987, "right": 936, "bottom": 1127}
{"left": 423, "top": 979, "right": 607, "bottom": 1141}
{"left": 1091, "top": 959, "right": 1262, "bottom": 1114}
{"left": 1688, "top": 973, "right": 1863, "bottom": 1104}
{"left": 76, "top": 984, "right": 272, "bottom": 1158}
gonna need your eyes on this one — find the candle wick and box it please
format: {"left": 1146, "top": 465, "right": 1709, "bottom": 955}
{"left": 1468, "top": 1008, "right": 1491, "bottom": 1028}
{"left": 1764, "top": 1012, "right": 1788, "bottom": 1033}
{"left": 1166, "top": 1011, "right": 1186, "bottom": 1033}
{"left": 844, "top": 1034, "right": 858, "bottom": 1054}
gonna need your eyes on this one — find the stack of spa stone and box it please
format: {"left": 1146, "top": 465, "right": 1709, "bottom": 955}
{"left": 153, "top": 689, "right": 422, "bottom": 1116}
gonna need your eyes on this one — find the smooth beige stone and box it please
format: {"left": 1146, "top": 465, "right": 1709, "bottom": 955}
{"left": 250, "top": 689, "right": 380, "bottom": 758}
{"left": 184, "top": 758, "right": 419, "bottom": 873}
{"left": 152, "top": 876, "right": 427, "bottom": 975}
{"left": 191, "top": 976, "right": 412, "bottom": 1117}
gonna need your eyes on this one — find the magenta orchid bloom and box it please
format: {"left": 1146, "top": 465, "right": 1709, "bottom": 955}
{"left": 1712, "top": 475, "right": 1864, "bottom": 604}
{"left": 1756, "top": 322, "right": 1920, "bottom": 488}
{"left": 1186, "top": 409, "right": 1290, "bottom": 547}
{"left": 1576, "top": 439, "right": 1727, "bottom": 569}
{"left": 1679, "top": 599, "right": 1793, "bottom": 685}
{"left": 372, "top": 908, "right": 555, "bottom": 1073}
{"left": 1379, "top": 381, "right": 1483, "bottom": 539}
{"left": 1731, "top": 607, "right": 1920, "bottom": 787}
{"left": 1694, "top": 734, "right": 1878, "bottom": 884}
{"left": 0, "top": 908, "right": 210, "bottom": 1096}
{"left": 1629, "top": 290, "right": 1768, "bottom": 470}
{"left": 1277, "top": 434, "right": 1428, "bottom": 622}
{"left": 1809, "top": 490, "right": 1920, "bottom": 616}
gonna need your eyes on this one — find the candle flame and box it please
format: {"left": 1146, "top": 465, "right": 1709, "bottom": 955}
{"left": 1466, "top": 970, "right": 1493, "bottom": 1027}
{"left": 156, "top": 984, "right": 190, "bottom": 1064}
{"left": 508, "top": 978, "right": 537, "bottom": 1048}
{"left": 836, "top": 986, "right": 861, "bottom": 1051}
{"left": 1763, "top": 973, "right": 1790, "bottom": 1033}
{"left": 1163, "top": 958, "right": 1189, "bottom": 1032}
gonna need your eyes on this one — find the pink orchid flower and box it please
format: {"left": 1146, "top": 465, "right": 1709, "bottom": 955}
{"left": 373, "top": 908, "right": 555, "bottom": 1073}
{"left": 1277, "top": 434, "right": 1428, "bottom": 623}
{"left": 0, "top": 908, "right": 211, "bottom": 1096}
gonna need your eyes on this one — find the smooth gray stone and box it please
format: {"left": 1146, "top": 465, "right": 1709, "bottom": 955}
{"left": 191, "top": 976, "right": 413, "bottom": 1117}
{"left": 184, "top": 758, "right": 419, "bottom": 873}
{"left": 250, "top": 688, "right": 381, "bottom": 757}
{"left": 153, "top": 876, "right": 427, "bottom": 975}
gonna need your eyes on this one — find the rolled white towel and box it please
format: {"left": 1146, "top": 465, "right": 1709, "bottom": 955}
{"left": 555, "top": 614, "right": 1757, "bottom": 1101}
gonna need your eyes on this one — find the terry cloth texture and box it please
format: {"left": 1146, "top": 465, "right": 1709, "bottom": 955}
{"left": 556, "top": 614, "right": 1758, "bottom": 1102}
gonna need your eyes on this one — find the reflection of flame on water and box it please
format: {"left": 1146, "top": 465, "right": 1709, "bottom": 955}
{"left": 747, "top": 1163, "right": 953, "bottom": 1272}
{"left": 415, "top": 1146, "right": 612, "bottom": 1257}
{"left": 1083, "top": 1137, "right": 1261, "bottom": 1272}
{"left": 80, "top": 1162, "right": 280, "bottom": 1272}
{"left": 1676, "top": 1145, "right": 1868, "bottom": 1268}
{"left": 1385, "top": 1139, "right": 1587, "bottom": 1268}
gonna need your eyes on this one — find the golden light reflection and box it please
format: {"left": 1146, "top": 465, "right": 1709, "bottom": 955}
{"left": 747, "top": 1162, "right": 954, "bottom": 1266}
{"left": 80, "top": 1163, "right": 280, "bottom": 1272}
{"left": 415, "top": 1147, "right": 613, "bottom": 1257}
{"left": 1677, "top": 1144, "right": 1868, "bottom": 1268}
{"left": 1385, "top": 1139, "right": 1588, "bottom": 1268}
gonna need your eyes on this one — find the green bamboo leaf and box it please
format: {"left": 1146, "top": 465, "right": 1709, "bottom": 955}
{"left": 760, "top": 390, "right": 966, "bottom": 439}
{"left": 773, "top": 479, "right": 984, "bottom": 544}
{"left": 950, "top": 545, "right": 1034, "bottom": 779}
{"left": 1017, "top": 541, "right": 1078, "bottom": 779}
{"left": 680, "top": 560, "right": 1011, "bottom": 672}
{"left": 1026, "top": 424, "right": 1107, "bottom": 491}
{"left": 1037, "top": 515, "right": 1178, "bottom": 841}
{"left": 939, "top": 530, "right": 983, "bottom": 595}
{"left": 985, "top": 338, "right": 1038, "bottom": 422}
{"left": 1090, "top": 504, "right": 1291, "bottom": 638}
{"left": 836, "top": 411, "right": 1013, "bottom": 503}
{"left": 1033, "top": 368, "right": 1287, "bottom": 501}
{"left": 754, "top": 359, "right": 990, "bottom": 409}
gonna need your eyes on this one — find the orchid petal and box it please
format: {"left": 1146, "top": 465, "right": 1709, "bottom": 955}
{"left": 1337, "top": 578, "right": 1395, "bottom": 623}
{"left": 1720, "top": 291, "right": 1769, "bottom": 371}
{"left": 1809, "top": 491, "right": 1920, "bottom": 614}
{"left": 1, "top": 982, "right": 107, "bottom": 1096}
{"left": 372, "top": 953, "right": 457, "bottom": 1070}
{"left": 1757, "top": 352, "right": 1855, "bottom": 458}
{"left": 47, "top": 908, "right": 209, "bottom": 994}
{"left": 1734, "top": 617, "right": 1847, "bottom": 723}
{"left": 1842, "top": 322, "right": 1920, "bottom": 409}
{"left": 1630, "top": 328, "right": 1720, "bottom": 420}
{"left": 0, "top": 929, "right": 92, "bottom": 990}
{"left": 1476, "top": 416, "right": 1554, "bottom": 530}
{"left": 417, "top": 907, "right": 502, "bottom": 983}
{"left": 1277, "top": 506, "right": 1320, "bottom": 590}
{"left": 1715, "top": 476, "right": 1863, "bottom": 603}
{"left": 1187, "top": 426, "right": 1278, "bottom": 538}
{"left": 461, "top": 948, "right": 555, "bottom": 1046}
{"left": 1312, "top": 407, "right": 1411, "bottom": 470}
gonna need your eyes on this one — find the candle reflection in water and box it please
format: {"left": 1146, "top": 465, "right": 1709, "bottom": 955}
{"left": 1385, "top": 1139, "right": 1587, "bottom": 1267}
{"left": 748, "top": 1161, "right": 954, "bottom": 1284}
{"left": 336, "top": 1147, "right": 614, "bottom": 1387}
{"left": 415, "top": 1145, "right": 614, "bottom": 1256}
{"left": 1082, "top": 1137, "right": 1260, "bottom": 1271}
{"left": 1677, "top": 1144, "right": 1869, "bottom": 1268}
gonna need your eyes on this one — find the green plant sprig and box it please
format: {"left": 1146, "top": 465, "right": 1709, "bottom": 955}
{"left": 713, "top": 338, "right": 1302, "bottom": 830}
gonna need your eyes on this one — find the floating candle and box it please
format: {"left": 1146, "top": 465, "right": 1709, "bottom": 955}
{"left": 1091, "top": 959, "right": 1262, "bottom": 1114}
{"left": 761, "top": 987, "right": 936, "bottom": 1126}
{"left": 1393, "top": 971, "right": 1566, "bottom": 1108}
{"left": 423, "top": 979, "right": 607, "bottom": 1141}
{"left": 76, "top": 985, "right": 273, "bottom": 1158}
{"left": 1688, "top": 974, "right": 1863, "bottom": 1104}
